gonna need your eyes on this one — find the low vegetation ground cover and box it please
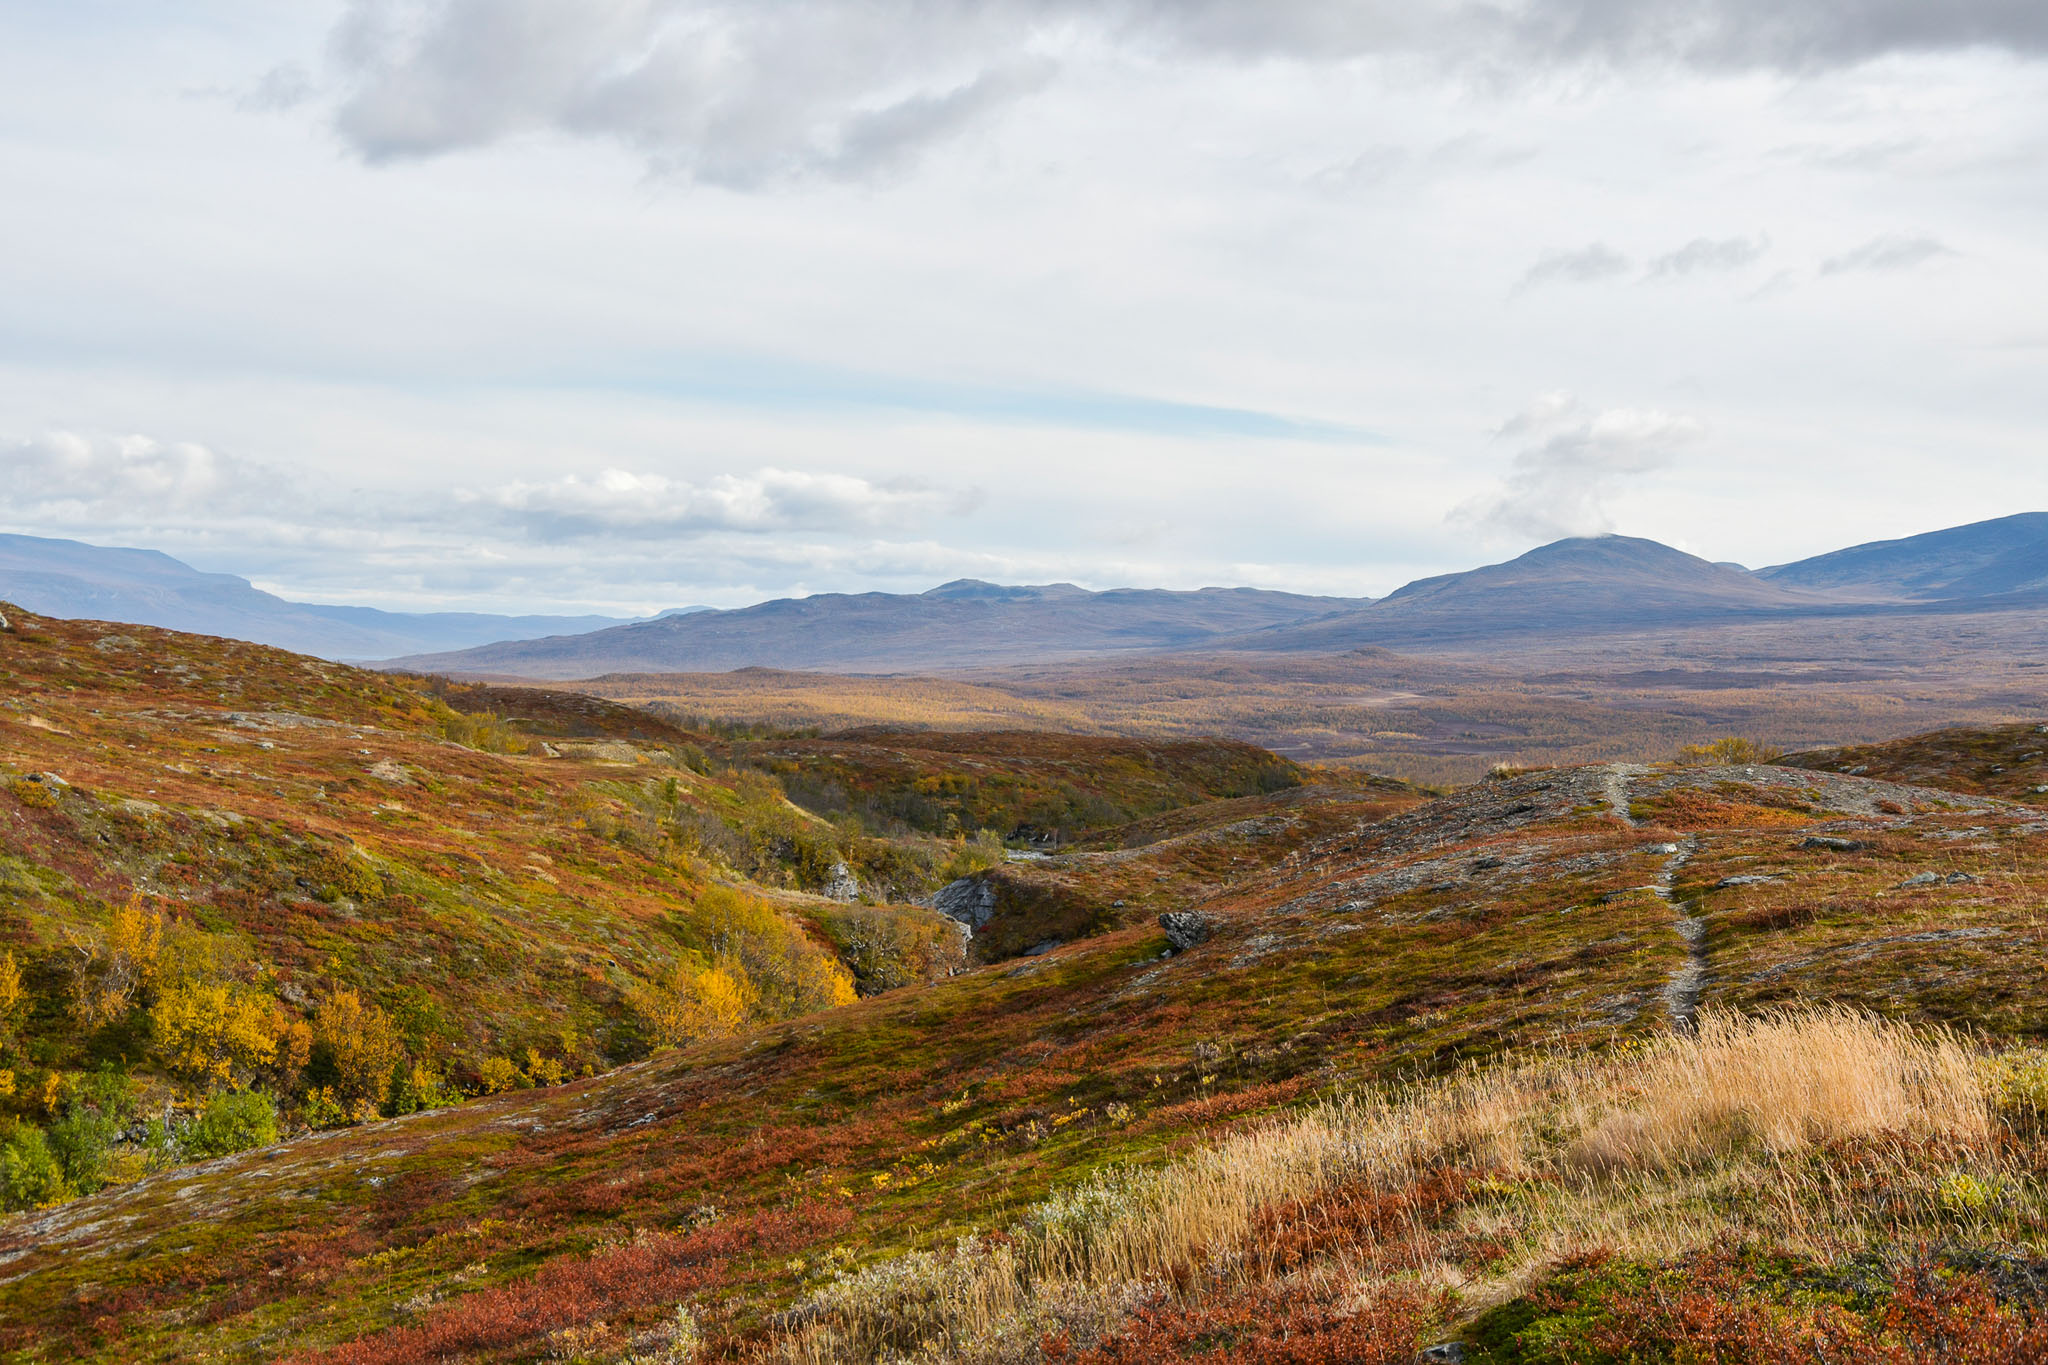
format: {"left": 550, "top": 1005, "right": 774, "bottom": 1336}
{"left": 6, "top": 603, "right": 2048, "bottom": 1363}
{"left": 3, "top": 606, "right": 1328, "bottom": 1232}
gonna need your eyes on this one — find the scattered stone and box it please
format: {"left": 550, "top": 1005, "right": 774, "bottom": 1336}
{"left": 1160, "top": 911, "right": 1214, "bottom": 954}
{"left": 0, "top": 609, "right": 9, "bottom": 631}
{"left": 368, "top": 760, "right": 412, "bottom": 785}
{"left": 1801, "top": 836, "right": 1866, "bottom": 852}
{"left": 1419, "top": 1344, "right": 1467, "bottom": 1363}
{"left": 1843, "top": 764, "right": 1868, "bottom": 775}
{"left": 1946, "top": 872, "right": 1981, "bottom": 885}
{"left": 1023, "top": 939, "right": 1061, "bottom": 957}
{"left": 28, "top": 771, "right": 67, "bottom": 787}
{"left": 1898, "top": 872, "right": 1940, "bottom": 888}
{"left": 2032, "top": 786, "right": 2048, "bottom": 796}
{"left": 1110, "top": 899, "right": 1126, "bottom": 908}
{"left": 1716, "top": 873, "right": 1781, "bottom": 888}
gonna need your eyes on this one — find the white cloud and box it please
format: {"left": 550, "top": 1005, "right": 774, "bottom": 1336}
{"left": 1, "top": 432, "right": 286, "bottom": 520}
{"left": 1454, "top": 397, "right": 1703, "bottom": 541}
{"left": 480, "top": 466, "right": 970, "bottom": 538}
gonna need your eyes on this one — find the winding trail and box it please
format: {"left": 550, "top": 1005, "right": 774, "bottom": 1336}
{"left": 1604, "top": 764, "right": 1708, "bottom": 1033}
{"left": 1601, "top": 763, "right": 1649, "bottom": 825}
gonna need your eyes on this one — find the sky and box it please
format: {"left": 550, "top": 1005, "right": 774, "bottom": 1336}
{"left": 1, "top": 0, "right": 2045, "bottom": 614}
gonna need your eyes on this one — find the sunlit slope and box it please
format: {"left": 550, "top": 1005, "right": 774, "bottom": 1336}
{"left": 7, "top": 731, "right": 2046, "bottom": 1361}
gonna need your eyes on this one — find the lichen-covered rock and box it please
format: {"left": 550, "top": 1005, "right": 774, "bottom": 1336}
{"left": 1160, "top": 910, "right": 1213, "bottom": 954}
{"left": 930, "top": 876, "right": 998, "bottom": 931}
{"left": 823, "top": 861, "right": 861, "bottom": 902}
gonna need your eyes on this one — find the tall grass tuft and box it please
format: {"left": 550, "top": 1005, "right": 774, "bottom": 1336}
{"left": 770, "top": 1007, "right": 2017, "bottom": 1364}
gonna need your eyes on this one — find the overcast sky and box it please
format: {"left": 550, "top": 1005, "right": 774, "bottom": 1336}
{"left": 2, "top": 1, "right": 2045, "bottom": 613}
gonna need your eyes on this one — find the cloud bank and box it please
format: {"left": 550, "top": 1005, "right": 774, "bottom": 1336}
{"left": 319, "top": 0, "right": 2048, "bottom": 184}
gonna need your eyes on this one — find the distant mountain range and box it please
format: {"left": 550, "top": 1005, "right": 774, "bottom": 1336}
{"left": 6, "top": 514, "right": 2045, "bottom": 676}
{"left": 385, "top": 578, "right": 1368, "bottom": 677}
{"left": 0, "top": 533, "right": 680, "bottom": 660}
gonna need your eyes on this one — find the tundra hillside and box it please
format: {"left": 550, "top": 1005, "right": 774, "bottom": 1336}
{"left": 0, "top": 604, "right": 1326, "bottom": 1221}
{"left": 3, "top": 603, "right": 2048, "bottom": 1361}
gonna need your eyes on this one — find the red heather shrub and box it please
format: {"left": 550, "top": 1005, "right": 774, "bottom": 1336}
{"left": 1571, "top": 1252, "right": 2048, "bottom": 1364}
{"left": 1043, "top": 1281, "right": 1442, "bottom": 1365}
{"left": 1255, "top": 1168, "right": 1479, "bottom": 1278}
{"left": 295, "top": 1205, "right": 848, "bottom": 1365}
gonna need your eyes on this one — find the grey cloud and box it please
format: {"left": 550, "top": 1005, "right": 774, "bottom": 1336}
{"left": 1820, "top": 233, "right": 1957, "bottom": 275}
{"left": 1517, "top": 243, "right": 1631, "bottom": 290}
{"left": 330, "top": 0, "right": 1051, "bottom": 185}
{"left": 316, "top": 1, "right": 2048, "bottom": 186}
{"left": 1468, "top": 0, "right": 2048, "bottom": 71}
{"left": 1456, "top": 395, "right": 1700, "bottom": 540}
{"left": 1648, "top": 235, "right": 1767, "bottom": 277}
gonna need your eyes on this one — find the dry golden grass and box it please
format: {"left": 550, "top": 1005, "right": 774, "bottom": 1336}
{"left": 770, "top": 1007, "right": 2027, "bottom": 1363}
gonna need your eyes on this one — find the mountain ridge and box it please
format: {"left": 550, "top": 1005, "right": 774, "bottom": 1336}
{"left": 382, "top": 581, "right": 1371, "bottom": 678}
{"left": 0, "top": 532, "right": 662, "bottom": 661}
{"left": 1758, "top": 512, "right": 2048, "bottom": 600}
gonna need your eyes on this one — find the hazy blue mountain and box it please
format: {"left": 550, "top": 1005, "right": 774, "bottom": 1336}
{"left": 0, "top": 533, "right": 654, "bottom": 660}
{"left": 383, "top": 579, "right": 1369, "bottom": 677}
{"left": 1758, "top": 513, "right": 2048, "bottom": 601}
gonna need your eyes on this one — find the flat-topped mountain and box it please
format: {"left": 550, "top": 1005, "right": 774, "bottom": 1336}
{"left": 0, "top": 533, "right": 646, "bottom": 659}
{"left": 1759, "top": 512, "right": 2048, "bottom": 600}
{"left": 384, "top": 580, "right": 1368, "bottom": 678}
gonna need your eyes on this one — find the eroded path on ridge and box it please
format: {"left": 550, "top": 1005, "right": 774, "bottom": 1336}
{"left": 1606, "top": 764, "right": 1707, "bottom": 1032}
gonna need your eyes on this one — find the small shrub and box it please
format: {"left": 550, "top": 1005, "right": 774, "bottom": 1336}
{"left": 308, "top": 989, "right": 406, "bottom": 1109}
{"left": 310, "top": 846, "right": 384, "bottom": 902}
{"left": 301, "top": 1085, "right": 349, "bottom": 1129}
{"left": 523, "top": 1049, "right": 567, "bottom": 1087}
{"left": 1676, "top": 737, "right": 1785, "bottom": 766}
{"left": 477, "top": 1056, "right": 525, "bottom": 1095}
{"left": 151, "top": 980, "right": 280, "bottom": 1089}
{"left": 184, "top": 1090, "right": 280, "bottom": 1159}
{"left": 0, "top": 1120, "right": 68, "bottom": 1210}
{"left": 6, "top": 778, "right": 59, "bottom": 810}
{"left": 64, "top": 894, "right": 162, "bottom": 1027}
{"left": 0, "top": 949, "right": 24, "bottom": 1039}
{"left": 45, "top": 1068, "right": 133, "bottom": 1195}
